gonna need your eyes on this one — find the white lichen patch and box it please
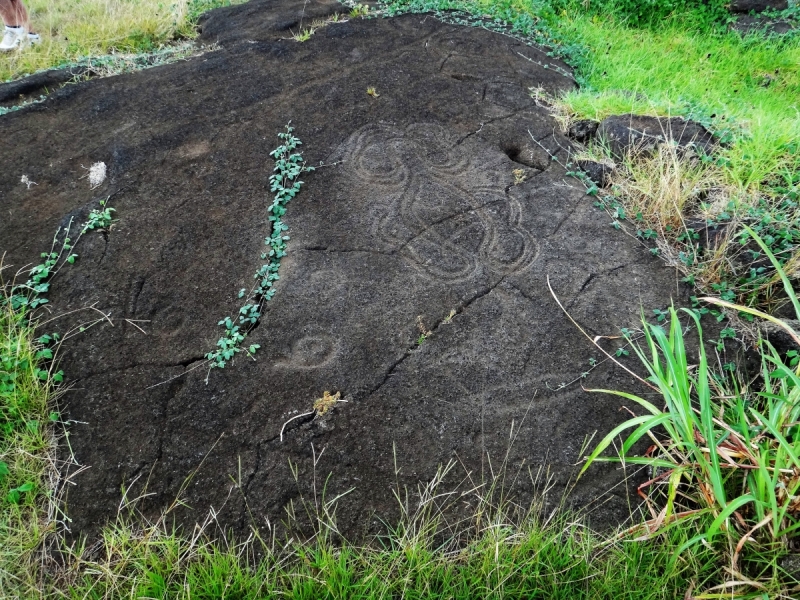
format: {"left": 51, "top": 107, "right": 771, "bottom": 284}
{"left": 88, "top": 162, "right": 107, "bottom": 188}
{"left": 20, "top": 174, "right": 37, "bottom": 189}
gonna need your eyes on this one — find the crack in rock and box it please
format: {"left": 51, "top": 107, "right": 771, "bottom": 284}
{"left": 365, "top": 276, "right": 507, "bottom": 401}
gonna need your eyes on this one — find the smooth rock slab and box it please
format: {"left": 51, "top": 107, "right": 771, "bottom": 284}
{"left": 0, "top": 0, "right": 688, "bottom": 539}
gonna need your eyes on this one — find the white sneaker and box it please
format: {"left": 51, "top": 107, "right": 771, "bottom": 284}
{"left": 28, "top": 33, "right": 40, "bottom": 46}
{"left": 0, "top": 26, "right": 26, "bottom": 51}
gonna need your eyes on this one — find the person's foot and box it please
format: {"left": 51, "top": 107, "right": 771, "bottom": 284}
{"left": 28, "top": 32, "right": 40, "bottom": 46}
{"left": 0, "top": 26, "right": 26, "bottom": 51}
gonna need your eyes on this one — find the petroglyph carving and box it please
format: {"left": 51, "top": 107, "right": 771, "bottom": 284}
{"left": 337, "top": 123, "right": 539, "bottom": 282}
{"left": 275, "top": 334, "right": 337, "bottom": 369}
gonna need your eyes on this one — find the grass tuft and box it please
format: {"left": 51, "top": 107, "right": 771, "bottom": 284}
{"left": 579, "top": 229, "right": 800, "bottom": 590}
{"left": 0, "top": 0, "right": 245, "bottom": 82}
{"left": 19, "top": 460, "right": 730, "bottom": 598}
{"left": 0, "top": 269, "right": 62, "bottom": 597}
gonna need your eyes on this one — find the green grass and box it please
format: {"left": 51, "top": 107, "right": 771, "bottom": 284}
{"left": 0, "top": 0, "right": 246, "bottom": 82}
{"left": 549, "top": 8, "right": 800, "bottom": 310}
{"left": 0, "top": 291, "right": 59, "bottom": 595}
{"left": 44, "top": 509, "right": 726, "bottom": 599}
{"left": 552, "top": 12, "right": 800, "bottom": 194}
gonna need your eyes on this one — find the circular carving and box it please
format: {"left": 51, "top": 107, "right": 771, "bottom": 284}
{"left": 338, "top": 123, "right": 540, "bottom": 283}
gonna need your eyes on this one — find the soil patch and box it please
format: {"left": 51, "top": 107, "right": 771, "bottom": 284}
{"left": 0, "top": 0, "right": 690, "bottom": 539}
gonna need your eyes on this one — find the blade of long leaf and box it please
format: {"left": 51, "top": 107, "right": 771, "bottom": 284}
{"left": 750, "top": 408, "right": 800, "bottom": 469}
{"left": 647, "top": 313, "right": 693, "bottom": 440}
{"left": 621, "top": 413, "right": 675, "bottom": 456}
{"left": 694, "top": 317, "right": 726, "bottom": 508}
{"left": 676, "top": 495, "right": 756, "bottom": 556}
{"left": 706, "top": 494, "right": 757, "bottom": 541}
{"left": 589, "top": 456, "right": 677, "bottom": 468}
{"left": 650, "top": 317, "right": 690, "bottom": 408}
{"left": 763, "top": 358, "right": 800, "bottom": 390}
{"left": 700, "top": 297, "right": 800, "bottom": 348}
{"left": 664, "top": 467, "right": 683, "bottom": 523}
{"left": 579, "top": 414, "right": 657, "bottom": 476}
{"left": 742, "top": 225, "right": 800, "bottom": 319}
{"left": 584, "top": 389, "right": 662, "bottom": 415}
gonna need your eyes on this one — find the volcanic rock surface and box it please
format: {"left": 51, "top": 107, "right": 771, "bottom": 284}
{"left": 0, "top": 0, "right": 690, "bottom": 538}
{"left": 596, "top": 114, "right": 716, "bottom": 159}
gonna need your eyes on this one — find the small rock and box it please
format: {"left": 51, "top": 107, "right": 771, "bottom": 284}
{"left": 88, "top": 162, "right": 107, "bottom": 188}
{"left": 759, "top": 320, "right": 800, "bottom": 356}
{"left": 683, "top": 218, "right": 728, "bottom": 252}
{"left": 730, "top": 15, "right": 796, "bottom": 36}
{"left": 728, "top": 0, "right": 788, "bottom": 13}
{"left": 597, "top": 114, "right": 715, "bottom": 160}
{"left": 577, "top": 159, "right": 615, "bottom": 187}
{"left": 780, "top": 553, "right": 800, "bottom": 582}
{"left": 567, "top": 119, "right": 599, "bottom": 143}
{"left": 20, "top": 174, "right": 37, "bottom": 189}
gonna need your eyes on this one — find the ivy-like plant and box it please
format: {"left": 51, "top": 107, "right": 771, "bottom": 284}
{"left": 6, "top": 199, "right": 115, "bottom": 311}
{"left": 206, "top": 125, "right": 314, "bottom": 371}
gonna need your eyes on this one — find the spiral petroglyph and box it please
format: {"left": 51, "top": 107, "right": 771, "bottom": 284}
{"left": 275, "top": 334, "right": 338, "bottom": 369}
{"left": 337, "top": 123, "right": 539, "bottom": 282}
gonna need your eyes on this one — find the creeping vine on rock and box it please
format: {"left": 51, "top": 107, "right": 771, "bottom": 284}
{"left": 6, "top": 199, "right": 115, "bottom": 312}
{"left": 205, "top": 125, "right": 314, "bottom": 374}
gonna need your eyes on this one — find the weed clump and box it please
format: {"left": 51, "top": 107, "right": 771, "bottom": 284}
{"left": 205, "top": 125, "right": 314, "bottom": 374}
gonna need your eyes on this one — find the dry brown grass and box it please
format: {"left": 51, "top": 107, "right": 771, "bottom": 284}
{"left": 535, "top": 90, "right": 800, "bottom": 312}
{"left": 608, "top": 143, "right": 800, "bottom": 307}
{"left": 610, "top": 144, "right": 726, "bottom": 234}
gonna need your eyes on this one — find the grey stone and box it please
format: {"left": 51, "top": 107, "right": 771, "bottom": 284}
{"left": 577, "top": 159, "right": 615, "bottom": 187}
{"left": 731, "top": 14, "right": 796, "bottom": 35}
{"left": 597, "top": 114, "right": 716, "bottom": 160}
{"left": 568, "top": 119, "right": 600, "bottom": 143}
{"left": 729, "top": 0, "right": 788, "bottom": 13}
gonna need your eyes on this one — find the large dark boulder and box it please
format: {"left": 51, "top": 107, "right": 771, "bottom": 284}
{"left": 0, "top": 66, "right": 90, "bottom": 106}
{"left": 567, "top": 119, "right": 599, "bottom": 143}
{"left": 0, "top": 0, "right": 690, "bottom": 540}
{"left": 597, "top": 114, "right": 716, "bottom": 159}
{"left": 729, "top": 0, "right": 788, "bottom": 13}
{"left": 731, "top": 14, "right": 797, "bottom": 35}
